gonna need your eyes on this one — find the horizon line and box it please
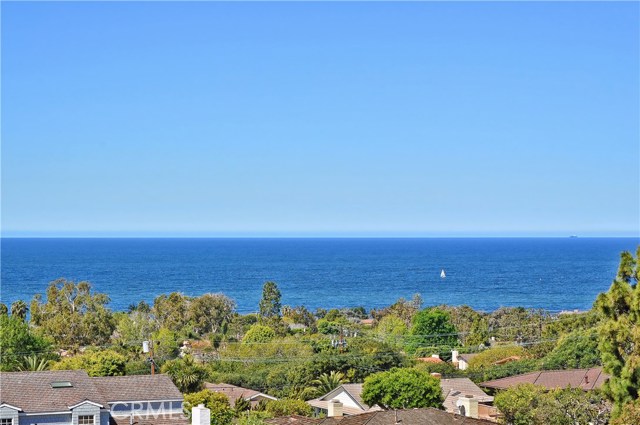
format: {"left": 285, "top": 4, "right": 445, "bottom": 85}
{"left": 2, "top": 233, "right": 639, "bottom": 239}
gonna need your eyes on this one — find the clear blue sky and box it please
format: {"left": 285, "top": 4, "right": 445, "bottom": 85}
{"left": 2, "top": 2, "right": 638, "bottom": 237}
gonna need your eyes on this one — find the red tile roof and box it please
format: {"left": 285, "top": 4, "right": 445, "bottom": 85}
{"left": 416, "top": 357, "right": 444, "bottom": 364}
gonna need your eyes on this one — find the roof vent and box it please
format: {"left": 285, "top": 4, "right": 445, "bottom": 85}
{"left": 51, "top": 381, "right": 73, "bottom": 388}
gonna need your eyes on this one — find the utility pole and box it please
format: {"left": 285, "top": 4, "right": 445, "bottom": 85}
{"left": 143, "top": 340, "right": 155, "bottom": 375}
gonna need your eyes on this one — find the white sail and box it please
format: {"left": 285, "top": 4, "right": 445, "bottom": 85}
{"left": 440, "top": 269, "right": 446, "bottom": 278}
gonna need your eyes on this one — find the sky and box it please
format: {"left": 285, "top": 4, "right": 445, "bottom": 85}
{"left": 1, "top": 2, "right": 639, "bottom": 237}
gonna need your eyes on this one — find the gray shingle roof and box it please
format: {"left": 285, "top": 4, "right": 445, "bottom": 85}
{"left": 439, "top": 378, "right": 493, "bottom": 414}
{"left": 0, "top": 371, "right": 183, "bottom": 414}
{"left": 0, "top": 370, "right": 109, "bottom": 413}
{"left": 93, "top": 374, "right": 182, "bottom": 402}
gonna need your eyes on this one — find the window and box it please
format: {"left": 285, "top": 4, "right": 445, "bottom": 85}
{"left": 78, "top": 416, "right": 94, "bottom": 425}
{"left": 50, "top": 381, "right": 73, "bottom": 388}
{"left": 1, "top": 419, "right": 13, "bottom": 425}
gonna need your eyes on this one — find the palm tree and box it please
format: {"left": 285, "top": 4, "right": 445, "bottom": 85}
{"left": 17, "top": 355, "right": 50, "bottom": 371}
{"left": 11, "top": 300, "right": 28, "bottom": 321}
{"left": 312, "top": 371, "right": 348, "bottom": 395}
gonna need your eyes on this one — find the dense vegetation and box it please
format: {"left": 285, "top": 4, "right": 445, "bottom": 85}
{"left": 1, "top": 248, "right": 639, "bottom": 424}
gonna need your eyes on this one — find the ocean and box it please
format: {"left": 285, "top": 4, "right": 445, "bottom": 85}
{"left": 1, "top": 238, "right": 638, "bottom": 314}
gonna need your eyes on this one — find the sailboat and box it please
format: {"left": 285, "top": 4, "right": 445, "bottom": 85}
{"left": 440, "top": 269, "right": 446, "bottom": 279}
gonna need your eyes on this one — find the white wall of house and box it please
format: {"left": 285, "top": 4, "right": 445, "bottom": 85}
{"left": 326, "top": 391, "right": 361, "bottom": 410}
{"left": 458, "top": 359, "right": 469, "bottom": 370}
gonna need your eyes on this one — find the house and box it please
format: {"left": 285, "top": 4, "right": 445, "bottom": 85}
{"left": 439, "top": 378, "right": 497, "bottom": 421}
{"left": 0, "top": 370, "right": 185, "bottom": 425}
{"left": 204, "top": 383, "right": 277, "bottom": 408}
{"left": 307, "top": 384, "right": 382, "bottom": 416}
{"left": 266, "top": 407, "right": 494, "bottom": 424}
{"left": 451, "top": 351, "right": 477, "bottom": 371}
{"left": 415, "top": 355, "right": 444, "bottom": 364}
{"left": 308, "top": 379, "right": 495, "bottom": 421}
{"left": 480, "top": 367, "right": 609, "bottom": 392}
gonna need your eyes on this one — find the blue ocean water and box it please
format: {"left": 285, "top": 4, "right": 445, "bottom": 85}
{"left": 1, "top": 238, "right": 638, "bottom": 314}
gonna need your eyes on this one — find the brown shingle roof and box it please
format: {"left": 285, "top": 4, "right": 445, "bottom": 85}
{"left": 480, "top": 367, "right": 609, "bottom": 391}
{"left": 0, "top": 370, "right": 109, "bottom": 413}
{"left": 267, "top": 408, "right": 494, "bottom": 424}
{"left": 92, "top": 374, "right": 183, "bottom": 402}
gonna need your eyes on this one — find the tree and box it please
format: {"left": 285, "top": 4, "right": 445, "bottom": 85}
{"left": 371, "top": 295, "right": 422, "bottom": 327}
{"left": 611, "top": 399, "right": 640, "bottom": 425}
{"left": 114, "top": 310, "right": 158, "bottom": 349}
{"left": 406, "top": 308, "right": 458, "bottom": 354}
{"left": 0, "top": 315, "right": 51, "bottom": 371}
{"left": 10, "top": 300, "right": 28, "bottom": 321}
{"left": 17, "top": 355, "right": 51, "bottom": 371}
{"left": 488, "top": 307, "right": 549, "bottom": 345}
{"left": 440, "top": 305, "right": 489, "bottom": 347}
{"left": 0, "top": 303, "right": 8, "bottom": 316}
{"left": 233, "top": 396, "right": 251, "bottom": 414}
{"left": 361, "top": 368, "right": 442, "bottom": 410}
{"left": 594, "top": 246, "right": 640, "bottom": 417}
{"left": 375, "top": 315, "right": 408, "bottom": 348}
{"left": 264, "top": 399, "right": 312, "bottom": 417}
{"left": 542, "top": 328, "right": 601, "bottom": 370}
{"left": 493, "top": 383, "right": 610, "bottom": 425}
{"left": 282, "top": 305, "right": 317, "bottom": 332}
{"left": 161, "top": 355, "right": 208, "bottom": 393}
{"left": 152, "top": 327, "right": 180, "bottom": 360}
{"left": 51, "top": 349, "right": 127, "bottom": 376}
{"left": 312, "top": 371, "right": 347, "bottom": 395}
{"left": 189, "top": 293, "right": 236, "bottom": 336}
{"left": 30, "top": 279, "right": 115, "bottom": 347}
{"left": 242, "top": 324, "right": 275, "bottom": 344}
{"left": 183, "top": 389, "right": 234, "bottom": 425}
{"left": 153, "top": 292, "right": 190, "bottom": 333}
{"left": 258, "top": 281, "right": 282, "bottom": 321}
{"left": 468, "top": 345, "right": 527, "bottom": 369}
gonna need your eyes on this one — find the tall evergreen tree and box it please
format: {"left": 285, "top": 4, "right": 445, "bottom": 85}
{"left": 595, "top": 246, "right": 640, "bottom": 417}
{"left": 10, "top": 300, "right": 28, "bottom": 321}
{"left": 258, "top": 281, "right": 282, "bottom": 320}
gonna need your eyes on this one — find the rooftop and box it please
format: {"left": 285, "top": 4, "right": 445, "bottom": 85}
{"left": 480, "top": 367, "right": 609, "bottom": 391}
{"left": 0, "top": 370, "right": 182, "bottom": 414}
{"left": 267, "top": 408, "right": 494, "bottom": 424}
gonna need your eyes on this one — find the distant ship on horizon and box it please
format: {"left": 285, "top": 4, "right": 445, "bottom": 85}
{"left": 570, "top": 235, "right": 578, "bottom": 238}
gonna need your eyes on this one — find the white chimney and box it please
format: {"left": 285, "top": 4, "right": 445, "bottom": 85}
{"left": 192, "top": 404, "right": 210, "bottom": 425}
{"left": 327, "top": 399, "right": 343, "bottom": 417}
{"left": 456, "top": 395, "right": 478, "bottom": 419}
{"left": 452, "top": 350, "right": 459, "bottom": 363}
